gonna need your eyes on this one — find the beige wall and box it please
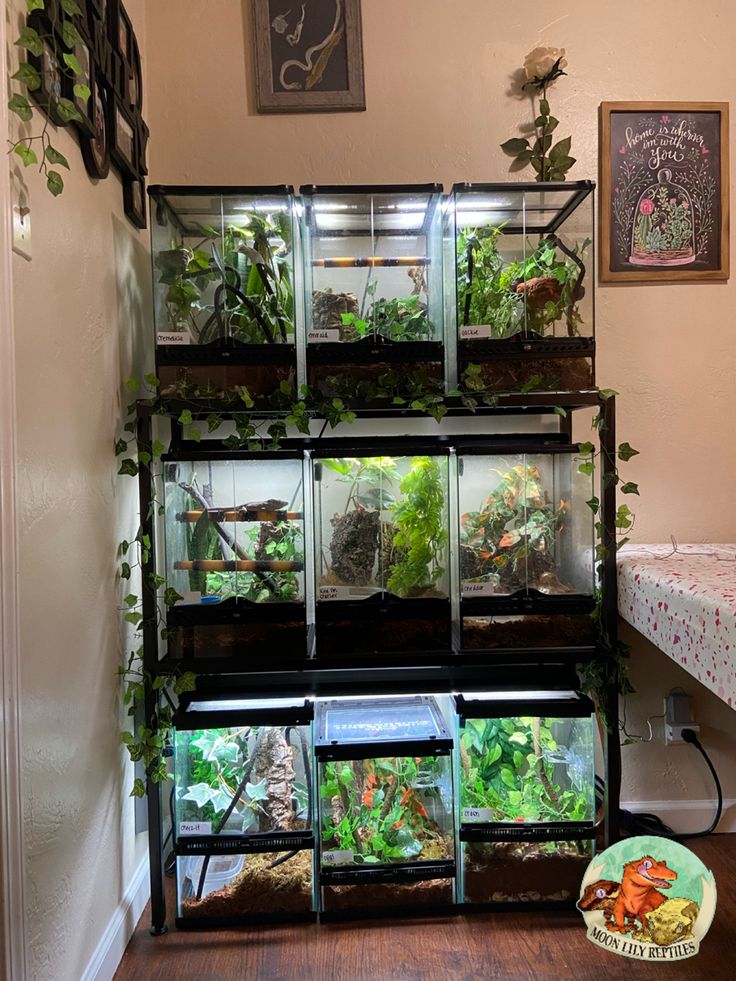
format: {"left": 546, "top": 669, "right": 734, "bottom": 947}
{"left": 9, "top": 1, "right": 149, "bottom": 978}
{"left": 145, "top": 0, "right": 736, "bottom": 812}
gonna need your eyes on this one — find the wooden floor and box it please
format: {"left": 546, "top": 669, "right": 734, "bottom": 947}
{"left": 115, "top": 835, "right": 734, "bottom": 981}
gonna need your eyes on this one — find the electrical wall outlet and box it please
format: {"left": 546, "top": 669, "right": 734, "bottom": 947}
{"left": 664, "top": 690, "right": 700, "bottom": 744}
{"left": 10, "top": 170, "right": 32, "bottom": 261}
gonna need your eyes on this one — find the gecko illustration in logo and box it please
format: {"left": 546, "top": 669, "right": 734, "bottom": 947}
{"left": 577, "top": 836, "right": 716, "bottom": 961}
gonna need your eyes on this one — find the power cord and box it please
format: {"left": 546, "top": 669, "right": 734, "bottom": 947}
{"left": 618, "top": 728, "right": 723, "bottom": 840}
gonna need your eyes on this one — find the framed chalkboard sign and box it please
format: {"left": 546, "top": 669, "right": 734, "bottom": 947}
{"left": 251, "top": 0, "right": 365, "bottom": 113}
{"left": 600, "top": 102, "right": 729, "bottom": 282}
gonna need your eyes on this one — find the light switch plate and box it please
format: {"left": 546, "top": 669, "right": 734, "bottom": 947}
{"left": 11, "top": 170, "right": 32, "bottom": 261}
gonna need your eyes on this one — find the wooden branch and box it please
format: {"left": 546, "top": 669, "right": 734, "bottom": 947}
{"left": 175, "top": 509, "right": 302, "bottom": 523}
{"left": 174, "top": 559, "right": 303, "bottom": 573}
{"left": 178, "top": 482, "right": 251, "bottom": 561}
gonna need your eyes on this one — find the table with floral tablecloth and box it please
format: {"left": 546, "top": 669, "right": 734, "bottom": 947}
{"left": 617, "top": 544, "right": 736, "bottom": 709}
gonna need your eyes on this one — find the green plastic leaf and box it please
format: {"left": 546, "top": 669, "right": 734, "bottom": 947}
{"left": 124, "top": 611, "right": 143, "bottom": 626}
{"left": 44, "top": 144, "right": 70, "bottom": 169}
{"left": 14, "top": 143, "right": 37, "bottom": 166}
{"left": 120, "top": 562, "right": 131, "bottom": 580}
{"left": 500, "top": 137, "right": 530, "bottom": 155}
{"left": 8, "top": 94, "right": 33, "bottom": 122}
{"left": 46, "top": 171, "right": 64, "bottom": 196}
{"left": 73, "top": 83, "right": 91, "bottom": 103}
{"left": 245, "top": 778, "right": 269, "bottom": 802}
{"left": 125, "top": 375, "right": 139, "bottom": 392}
{"left": 173, "top": 671, "right": 197, "bottom": 694}
{"left": 578, "top": 461, "right": 595, "bottom": 476}
{"left": 130, "top": 778, "right": 146, "bottom": 798}
{"left": 598, "top": 388, "right": 619, "bottom": 400}
{"left": 118, "top": 458, "right": 139, "bottom": 477}
{"left": 15, "top": 27, "right": 43, "bottom": 57}
{"left": 553, "top": 406, "right": 567, "bottom": 418}
{"left": 26, "top": 0, "right": 45, "bottom": 11}
{"left": 123, "top": 593, "right": 138, "bottom": 608}
{"left": 60, "top": 0, "right": 82, "bottom": 14}
{"left": 144, "top": 373, "right": 160, "bottom": 388}
{"left": 56, "top": 98, "right": 83, "bottom": 123}
{"left": 618, "top": 442, "right": 640, "bottom": 462}
{"left": 178, "top": 409, "right": 193, "bottom": 426}
{"left": 163, "top": 587, "right": 183, "bottom": 607}
{"left": 62, "top": 52, "right": 83, "bottom": 75}
{"left": 61, "top": 19, "right": 83, "bottom": 48}
{"left": 621, "top": 482, "right": 640, "bottom": 495}
{"left": 12, "top": 62, "right": 41, "bottom": 91}
{"left": 578, "top": 441, "right": 595, "bottom": 456}
{"left": 539, "top": 98, "right": 550, "bottom": 116}
{"left": 586, "top": 496, "right": 600, "bottom": 515}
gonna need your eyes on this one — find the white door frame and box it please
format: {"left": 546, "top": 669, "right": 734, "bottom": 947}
{"left": 1, "top": 1, "right": 28, "bottom": 977}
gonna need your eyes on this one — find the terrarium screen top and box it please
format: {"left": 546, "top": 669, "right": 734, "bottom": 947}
{"left": 316, "top": 696, "right": 451, "bottom": 753}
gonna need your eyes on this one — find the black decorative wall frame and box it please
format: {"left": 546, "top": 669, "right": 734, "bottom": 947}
{"left": 28, "top": 0, "right": 149, "bottom": 227}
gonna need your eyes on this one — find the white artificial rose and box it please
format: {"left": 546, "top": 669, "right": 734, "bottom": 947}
{"left": 523, "top": 46, "right": 568, "bottom": 83}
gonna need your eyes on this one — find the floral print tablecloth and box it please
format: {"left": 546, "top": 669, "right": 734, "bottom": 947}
{"left": 617, "top": 544, "right": 736, "bottom": 709}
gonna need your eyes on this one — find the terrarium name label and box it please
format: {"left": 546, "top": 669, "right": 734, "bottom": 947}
{"left": 460, "top": 325, "right": 492, "bottom": 339}
{"left": 319, "top": 585, "right": 357, "bottom": 601}
{"left": 462, "top": 807, "right": 495, "bottom": 822}
{"left": 308, "top": 329, "right": 340, "bottom": 342}
{"left": 322, "top": 849, "right": 354, "bottom": 866}
{"left": 179, "top": 821, "right": 212, "bottom": 836}
{"left": 157, "top": 332, "right": 190, "bottom": 346}
{"left": 462, "top": 581, "right": 497, "bottom": 597}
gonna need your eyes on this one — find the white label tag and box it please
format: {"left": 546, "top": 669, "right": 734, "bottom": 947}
{"left": 322, "top": 849, "right": 354, "bottom": 866}
{"left": 460, "top": 325, "right": 492, "bottom": 339}
{"left": 308, "top": 329, "right": 340, "bottom": 342}
{"left": 462, "top": 807, "right": 494, "bottom": 822}
{"left": 157, "top": 331, "right": 191, "bottom": 345}
{"left": 462, "top": 581, "right": 497, "bottom": 597}
{"left": 177, "top": 591, "right": 202, "bottom": 605}
{"left": 179, "top": 821, "right": 212, "bottom": 836}
{"left": 319, "top": 585, "right": 363, "bottom": 601}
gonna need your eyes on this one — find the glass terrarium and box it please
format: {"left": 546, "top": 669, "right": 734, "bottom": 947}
{"left": 172, "top": 695, "right": 314, "bottom": 853}
{"left": 451, "top": 182, "right": 595, "bottom": 393}
{"left": 315, "top": 696, "right": 455, "bottom": 914}
{"left": 176, "top": 850, "right": 315, "bottom": 925}
{"left": 455, "top": 690, "right": 596, "bottom": 905}
{"left": 148, "top": 185, "right": 296, "bottom": 400}
{"left": 313, "top": 451, "right": 451, "bottom": 656}
{"left": 163, "top": 455, "right": 307, "bottom": 660}
{"left": 457, "top": 447, "right": 595, "bottom": 650}
{"left": 301, "top": 184, "right": 446, "bottom": 402}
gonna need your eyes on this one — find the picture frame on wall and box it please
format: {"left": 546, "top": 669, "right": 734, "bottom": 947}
{"left": 123, "top": 177, "right": 147, "bottom": 229}
{"left": 600, "top": 101, "right": 729, "bottom": 282}
{"left": 251, "top": 0, "right": 365, "bottom": 113}
{"left": 80, "top": 71, "right": 111, "bottom": 179}
{"left": 111, "top": 104, "right": 136, "bottom": 174}
{"left": 71, "top": 39, "right": 96, "bottom": 138}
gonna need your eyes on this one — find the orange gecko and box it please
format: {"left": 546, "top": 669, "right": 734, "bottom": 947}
{"left": 608, "top": 856, "right": 677, "bottom": 934}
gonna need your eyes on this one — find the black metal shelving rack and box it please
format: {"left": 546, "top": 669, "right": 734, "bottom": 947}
{"left": 136, "top": 389, "right": 620, "bottom": 934}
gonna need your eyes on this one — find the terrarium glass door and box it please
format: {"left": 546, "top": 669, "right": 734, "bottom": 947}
{"left": 458, "top": 450, "right": 594, "bottom": 599}
{"left": 164, "top": 457, "right": 305, "bottom": 606}
{"left": 314, "top": 454, "right": 449, "bottom": 601}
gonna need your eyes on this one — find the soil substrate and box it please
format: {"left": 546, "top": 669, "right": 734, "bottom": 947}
{"left": 465, "top": 357, "right": 593, "bottom": 394}
{"left": 181, "top": 849, "right": 313, "bottom": 918}
{"left": 323, "top": 877, "right": 453, "bottom": 911}
{"left": 463, "top": 615, "right": 594, "bottom": 650}
{"left": 464, "top": 841, "right": 589, "bottom": 903}
{"left": 170, "top": 620, "right": 305, "bottom": 659}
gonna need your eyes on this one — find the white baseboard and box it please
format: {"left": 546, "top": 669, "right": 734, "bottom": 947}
{"left": 81, "top": 855, "right": 150, "bottom": 981}
{"left": 621, "top": 798, "right": 736, "bottom": 834}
